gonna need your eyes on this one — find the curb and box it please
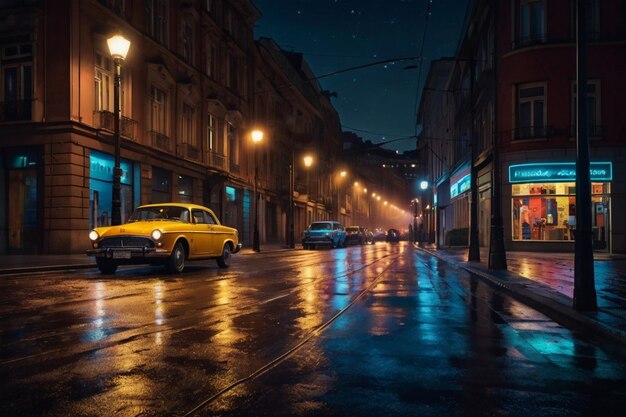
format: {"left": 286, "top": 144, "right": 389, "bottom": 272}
{"left": 419, "top": 246, "right": 626, "bottom": 347}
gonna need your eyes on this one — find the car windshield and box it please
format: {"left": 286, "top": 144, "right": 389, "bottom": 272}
{"left": 129, "top": 206, "right": 190, "bottom": 222}
{"left": 310, "top": 223, "right": 332, "bottom": 230}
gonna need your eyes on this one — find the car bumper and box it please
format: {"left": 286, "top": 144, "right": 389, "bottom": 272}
{"left": 86, "top": 247, "right": 170, "bottom": 259}
{"left": 302, "top": 237, "right": 335, "bottom": 246}
{"left": 233, "top": 243, "right": 242, "bottom": 253}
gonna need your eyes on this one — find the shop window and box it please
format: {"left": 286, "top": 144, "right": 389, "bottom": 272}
{"left": 178, "top": 175, "right": 193, "bottom": 203}
{"left": 151, "top": 167, "right": 171, "bottom": 203}
{"left": 511, "top": 182, "right": 609, "bottom": 244}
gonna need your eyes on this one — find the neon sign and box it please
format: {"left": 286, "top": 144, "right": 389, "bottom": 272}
{"left": 450, "top": 174, "right": 471, "bottom": 198}
{"left": 508, "top": 162, "right": 612, "bottom": 183}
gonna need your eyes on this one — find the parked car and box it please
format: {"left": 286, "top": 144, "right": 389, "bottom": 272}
{"left": 87, "top": 203, "right": 241, "bottom": 274}
{"left": 372, "top": 228, "right": 387, "bottom": 242}
{"left": 386, "top": 228, "right": 401, "bottom": 243}
{"left": 302, "top": 221, "right": 346, "bottom": 249}
{"left": 344, "top": 226, "right": 367, "bottom": 245}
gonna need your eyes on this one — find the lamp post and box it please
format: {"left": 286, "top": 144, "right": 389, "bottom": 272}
{"left": 419, "top": 180, "right": 429, "bottom": 246}
{"left": 251, "top": 129, "right": 263, "bottom": 252}
{"left": 107, "top": 34, "right": 130, "bottom": 226}
{"left": 336, "top": 170, "right": 347, "bottom": 223}
{"left": 303, "top": 155, "right": 314, "bottom": 224}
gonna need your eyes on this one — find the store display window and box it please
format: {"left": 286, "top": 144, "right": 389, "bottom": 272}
{"left": 511, "top": 182, "right": 610, "bottom": 243}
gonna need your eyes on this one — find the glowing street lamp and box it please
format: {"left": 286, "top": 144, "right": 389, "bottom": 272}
{"left": 107, "top": 34, "right": 131, "bottom": 226}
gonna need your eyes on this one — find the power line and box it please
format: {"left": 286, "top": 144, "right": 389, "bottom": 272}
{"left": 412, "top": 0, "right": 434, "bottom": 138}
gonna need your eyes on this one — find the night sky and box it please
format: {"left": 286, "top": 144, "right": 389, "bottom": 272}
{"left": 252, "top": 0, "right": 470, "bottom": 152}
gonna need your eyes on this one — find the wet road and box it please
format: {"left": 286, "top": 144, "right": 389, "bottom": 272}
{"left": 1, "top": 243, "right": 625, "bottom": 416}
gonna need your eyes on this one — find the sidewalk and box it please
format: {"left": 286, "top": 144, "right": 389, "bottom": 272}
{"left": 419, "top": 244, "right": 626, "bottom": 345}
{"left": 1, "top": 244, "right": 625, "bottom": 345}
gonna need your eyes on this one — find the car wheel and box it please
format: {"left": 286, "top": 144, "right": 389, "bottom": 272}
{"left": 96, "top": 258, "right": 118, "bottom": 274}
{"left": 216, "top": 243, "right": 232, "bottom": 268}
{"left": 167, "top": 241, "right": 186, "bottom": 273}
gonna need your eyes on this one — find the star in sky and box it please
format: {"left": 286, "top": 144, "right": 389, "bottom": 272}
{"left": 252, "top": 0, "right": 469, "bottom": 152}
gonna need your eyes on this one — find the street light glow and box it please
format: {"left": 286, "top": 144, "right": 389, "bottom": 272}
{"left": 419, "top": 180, "right": 429, "bottom": 190}
{"left": 303, "top": 155, "right": 313, "bottom": 167}
{"left": 251, "top": 129, "right": 264, "bottom": 143}
{"left": 107, "top": 35, "right": 131, "bottom": 60}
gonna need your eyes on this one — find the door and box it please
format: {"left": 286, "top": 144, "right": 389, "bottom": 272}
{"left": 8, "top": 169, "right": 38, "bottom": 253}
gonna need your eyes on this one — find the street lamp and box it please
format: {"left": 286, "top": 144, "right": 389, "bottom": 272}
{"left": 107, "top": 34, "right": 131, "bottom": 226}
{"left": 303, "top": 154, "right": 314, "bottom": 223}
{"left": 251, "top": 129, "right": 263, "bottom": 252}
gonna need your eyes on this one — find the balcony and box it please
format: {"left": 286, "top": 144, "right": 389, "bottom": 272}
{"left": 207, "top": 151, "right": 229, "bottom": 172}
{"left": 180, "top": 143, "right": 201, "bottom": 161}
{"left": 93, "top": 110, "right": 137, "bottom": 140}
{"left": 149, "top": 131, "right": 172, "bottom": 152}
{"left": 0, "top": 99, "right": 33, "bottom": 122}
{"left": 514, "top": 125, "right": 553, "bottom": 140}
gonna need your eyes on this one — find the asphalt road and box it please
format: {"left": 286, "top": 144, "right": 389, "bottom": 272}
{"left": 1, "top": 243, "right": 625, "bottom": 416}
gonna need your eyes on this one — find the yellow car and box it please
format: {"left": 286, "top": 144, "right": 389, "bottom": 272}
{"left": 87, "top": 203, "right": 242, "bottom": 274}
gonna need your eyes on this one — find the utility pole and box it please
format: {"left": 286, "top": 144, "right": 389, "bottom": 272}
{"left": 573, "top": 0, "right": 597, "bottom": 311}
{"left": 488, "top": 0, "right": 507, "bottom": 270}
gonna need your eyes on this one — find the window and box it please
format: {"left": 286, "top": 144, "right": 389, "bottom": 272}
{"left": 150, "top": 85, "right": 167, "bottom": 134}
{"left": 145, "top": 0, "right": 167, "bottom": 44}
{"left": 511, "top": 182, "right": 610, "bottom": 243}
{"left": 1, "top": 42, "right": 33, "bottom": 121}
{"left": 516, "top": 83, "right": 546, "bottom": 139}
{"left": 571, "top": 80, "right": 601, "bottom": 137}
{"left": 207, "top": 113, "right": 216, "bottom": 152}
{"left": 227, "top": 121, "right": 238, "bottom": 164}
{"left": 516, "top": 0, "right": 546, "bottom": 47}
{"left": 205, "top": 39, "right": 217, "bottom": 78}
{"left": 151, "top": 167, "right": 171, "bottom": 203}
{"left": 178, "top": 175, "right": 193, "bottom": 203}
{"left": 570, "top": 0, "right": 600, "bottom": 41}
{"left": 226, "top": 52, "right": 239, "bottom": 93}
{"left": 181, "top": 17, "right": 194, "bottom": 64}
{"left": 94, "top": 52, "right": 112, "bottom": 112}
{"left": 181, "top": 103, "right": 196, "bottom": 146}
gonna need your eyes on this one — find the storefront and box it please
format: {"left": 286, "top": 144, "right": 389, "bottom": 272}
{"left": 509, "top": 162, "right": 612, "bottom": 251}
{"left": 89, "top": 150, "right": 139, "bottom": 228}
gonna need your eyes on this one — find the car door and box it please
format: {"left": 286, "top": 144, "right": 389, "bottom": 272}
{"left": 190, "top": 209, "right": 212, "bottom": 257}
{"left": 204, "top": 210, "right": 224, "bottom": 256}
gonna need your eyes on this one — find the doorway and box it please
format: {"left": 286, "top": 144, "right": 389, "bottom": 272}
{"left": 8, "top": 168, "right": 38, "bottom": 253}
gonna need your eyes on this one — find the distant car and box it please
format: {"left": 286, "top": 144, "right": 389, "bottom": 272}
{"left": 302, "top": 221, "right": 346, "bottom": 249}
{"left": 344, "top": 226, "right": 368, "bottom": 245}
{"left": 372, "top": 229, "right": 386, "bottom": 242}
{"left": 386, "top": 228, "right": 401, "bottom": 243}
{"left": 87, "top": 203, "right": 241, "bottom": 274}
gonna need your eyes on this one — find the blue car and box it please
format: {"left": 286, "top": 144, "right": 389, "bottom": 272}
{"left": 302, "top": 221, "right": 346, "bottom": 249}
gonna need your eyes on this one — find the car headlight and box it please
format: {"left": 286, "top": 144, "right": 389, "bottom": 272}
{"left": 89, "top": 230, "right": 99, "bottom": 241}
{"left": 151, "top": 229, "right": 162, "bottom": 240}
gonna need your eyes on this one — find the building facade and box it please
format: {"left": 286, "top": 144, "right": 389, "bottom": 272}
{"left": 0, "top": 0, "right": 411, "bottom": 255}
{"left": 420, "top": 0, "right": 626, "bottom": 254}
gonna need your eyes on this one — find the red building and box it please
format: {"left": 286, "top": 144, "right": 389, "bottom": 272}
{"left": 421, "top": 0, "right": 626, "bottom": 254}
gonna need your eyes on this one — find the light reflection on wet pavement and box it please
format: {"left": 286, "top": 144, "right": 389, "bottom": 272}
{"left": 1, "top": 243, "right": 625, "bottom": 417}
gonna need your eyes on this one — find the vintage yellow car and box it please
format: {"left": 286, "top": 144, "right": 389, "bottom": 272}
{"left": 87, "top": 203, "right": 242, "bottom": 274}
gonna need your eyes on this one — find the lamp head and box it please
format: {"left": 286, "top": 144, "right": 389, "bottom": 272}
{"left": 107, "top": 35, "right": 131, "bottom": 60}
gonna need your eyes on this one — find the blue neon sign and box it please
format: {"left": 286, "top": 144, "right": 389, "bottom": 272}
{"left": 450, "top": 174, "right": 471, "bottom": 198}
{"left": 508, "top": 162, "right": 612, "bottom": 183}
